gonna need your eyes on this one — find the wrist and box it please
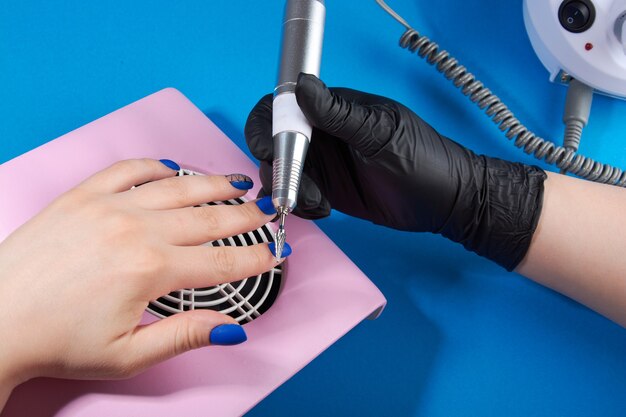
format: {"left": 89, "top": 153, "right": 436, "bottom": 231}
{"left": 441, "top": 154, "right": 547, "bottom": 271}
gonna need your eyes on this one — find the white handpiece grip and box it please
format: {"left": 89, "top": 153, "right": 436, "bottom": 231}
{"left": 272, "top": 92, "right": 312, "bottom": 140}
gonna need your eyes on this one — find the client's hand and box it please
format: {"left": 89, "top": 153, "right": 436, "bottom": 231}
{"left": 0, "top": 159, "right": 286, "bottom": 405}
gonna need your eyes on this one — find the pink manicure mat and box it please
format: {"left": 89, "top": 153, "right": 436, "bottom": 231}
{"left": 0, "top": 88, "right": 386, "bottom": 417}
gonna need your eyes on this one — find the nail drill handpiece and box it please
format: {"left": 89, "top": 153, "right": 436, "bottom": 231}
{"left": 272, "top": 0, "right": 325, "bottom": 258}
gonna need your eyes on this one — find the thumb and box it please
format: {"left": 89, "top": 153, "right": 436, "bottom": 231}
{"left": 126, "top": 311, "right": 246, "bottom": 370}
{"left": 295, "top": 73, "right": 397, "bottom": 156}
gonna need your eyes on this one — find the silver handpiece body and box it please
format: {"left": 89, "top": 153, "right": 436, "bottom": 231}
{"left": 272, "top": 0, "right": 325, "bottom": 213}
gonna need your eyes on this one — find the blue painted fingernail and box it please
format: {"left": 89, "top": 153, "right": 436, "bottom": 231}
{"left": 159, "top": 159, "right": 180, "bottom": 171}
{"left": 210, "top": 324, "right": 247, "bottom": 346}
{"left": 268, "top": 242, "right": 292, "bottom": 258}
{"left": 225, "top": 173, "right": 253, "bottom": 190}
{"left": 255, "top": 196, "right": 277, "bottom": 215}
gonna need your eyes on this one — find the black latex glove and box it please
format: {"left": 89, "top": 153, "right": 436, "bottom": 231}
{"left": 245, "top": 74, "right": 547, "bottom": 271}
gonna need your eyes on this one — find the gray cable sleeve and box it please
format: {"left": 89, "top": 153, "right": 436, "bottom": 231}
{"left": 562, "top": 78, "right": 593, "bottom": 152}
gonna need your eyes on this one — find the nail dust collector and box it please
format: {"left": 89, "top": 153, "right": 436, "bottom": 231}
{"left": 0, "top": 88, "right": 386, "bottom": 417}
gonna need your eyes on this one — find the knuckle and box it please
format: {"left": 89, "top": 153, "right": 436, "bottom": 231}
{"left": 110, "top": 159, "right": 140, "bottom": 178}
{"left": 54, "top": 187, "right": 93, "bottom": 211}
{"left": 251, "top": 246, "right": 267, "bottom": 269}
{"left": 105, "top": 211, "right": 140, "bottom": 240}
{"left": 241, "top": 203, "right": 260, "bottom": 225}
{"left": 193, "top": 206, "right": 220, "bottom": 230}
{"left": 108, "top": 210, "right": 135, "bottom": 229}
{"left": 173, "top": 320, "right": 201, "bottom": 355}
{"left": 134, "top": 246, "right": 167, "bottom": 277}
{"left": 161, "top": 177, "right": 189, "bottom": 205}
{"left": 212, "top": 247, "right": 237, "bottom": 277}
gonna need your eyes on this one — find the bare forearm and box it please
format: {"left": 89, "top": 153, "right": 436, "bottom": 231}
{"left": 517, "top": 172, "right": 626, "bottom": 327}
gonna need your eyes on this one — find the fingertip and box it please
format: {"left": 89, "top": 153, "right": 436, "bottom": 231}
{"left": 225, "top": 173, "right": 254, "bottom": 190}
{"left": 297, "top": 72, "right": 325, "bottom": 91}
{"left": 257, "top": 189, "right": 279, "bottom": 222}
{"left": 294, "top": 197, "right": 331, "bottom": 220}
{"left": 159, "top": 159, "right": 181, "bottom": 171}
{"left": 246, "top": 93, "right": 273, "bottom": 120}
{"left": 258, "top": 92, "right": 274, "bottom": 108}
{"left": 318, "top": 197, "right": 332, "bottom": 216}
{"left": 295, "top": 73, "right": 331, "bottom": 118}
{"left": 209, "top": 324, "right": 247, "bottom": 346}
{"left": 268, "top": 242, "right": 293, "bottom": 259}
{"left": 255, "top": 195, "right": 277, "bottom": 216}
{"left": 296, "top": 173, "right": 323, "bottom": 210}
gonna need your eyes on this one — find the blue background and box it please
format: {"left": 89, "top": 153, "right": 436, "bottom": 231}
{"left": 2, "top": 1, "right": 626, "bottom": 416}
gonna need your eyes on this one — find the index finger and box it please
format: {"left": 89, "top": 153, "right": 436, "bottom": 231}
{"left": 155, "top": 243, "right": 288, "bottom": 297}
{"left": 77, "top": 159, "right": 179, "bottom": 194}
{"left": 244, "top": 93, "right": 274, "bottom": 162}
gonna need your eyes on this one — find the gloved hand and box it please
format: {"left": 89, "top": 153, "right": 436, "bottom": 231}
{"left": 245, "top": 74, "right": 547, "bottom": 271}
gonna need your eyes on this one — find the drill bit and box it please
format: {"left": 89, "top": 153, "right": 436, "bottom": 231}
{"left": 274, "top": 208, "right": 288, "bottom": 260}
